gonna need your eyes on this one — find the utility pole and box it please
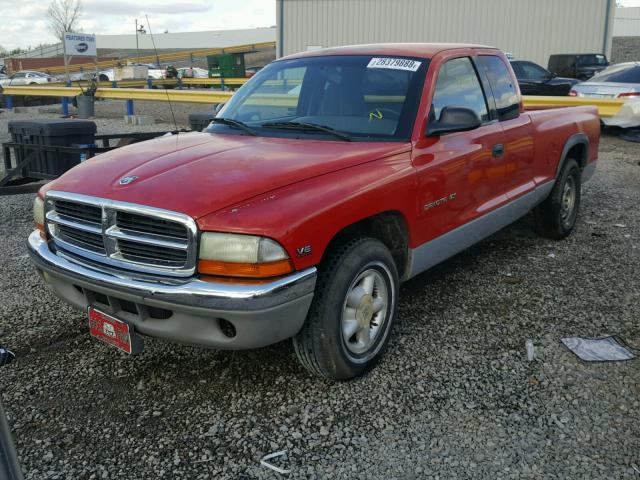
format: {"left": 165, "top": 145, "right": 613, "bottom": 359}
{"left": 135, "top": 19, "right": 139, "bottom": 64}
{"left": 62, "top": 34, "right": 70, "bottom": 84}
{"left": 134, "top": 20, "right": 146, "bottom": 65}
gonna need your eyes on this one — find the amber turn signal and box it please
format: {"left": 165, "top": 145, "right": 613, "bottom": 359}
{"left": 36, "top": 223, "right": 46, "bottom": 238}
{"left": 198, "top": 259, "right": 294, "bottom": 278}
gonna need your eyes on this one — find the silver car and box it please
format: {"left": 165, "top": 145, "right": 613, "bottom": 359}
{"left": 570, "top": 62, "right": 640, "bottom": 99}
{"left": 0, "top": 70, "right": 54, "bottom": 87}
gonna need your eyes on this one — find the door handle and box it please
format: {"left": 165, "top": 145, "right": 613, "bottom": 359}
{"left": 492, "top": 144, "right": 504, "bottom": 158}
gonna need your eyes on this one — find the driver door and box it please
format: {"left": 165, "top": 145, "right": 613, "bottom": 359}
{"left": 412, "top": 56, "right": 508, "bottom": 248}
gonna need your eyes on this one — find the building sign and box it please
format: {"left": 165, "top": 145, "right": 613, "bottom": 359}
{"left": 64, "top": 32, "right": 97, "bottom": 57}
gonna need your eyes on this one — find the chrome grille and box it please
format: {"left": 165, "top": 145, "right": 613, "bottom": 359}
{"left": 45, "top": 191, "right": 197, "bottom": 277}
{"left": 118, "top": 239, "right": 188, "bottom": 266}
{"left": 55, "top": 200, "right": 102, "bottom": 224}
{"left": 57, "top": 224, "right": 105, "bottom": 253}
{"left": 116, "top": 211, "right": 188, "bottom": 239}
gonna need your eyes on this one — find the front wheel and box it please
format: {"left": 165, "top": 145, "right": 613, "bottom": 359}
{"left": 534, "top": 158, "right": 581, "bottom": 239}
{"left": 293, "top": 237, "right": 399, "bottom": 380}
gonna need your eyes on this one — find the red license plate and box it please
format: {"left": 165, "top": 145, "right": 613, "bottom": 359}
{"left": 88, "top": 307, "right": 134, "bottom": 354}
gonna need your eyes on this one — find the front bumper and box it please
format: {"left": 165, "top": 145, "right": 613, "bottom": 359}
{"left": 27, "top": 231, "right": 316, "bottom": 349}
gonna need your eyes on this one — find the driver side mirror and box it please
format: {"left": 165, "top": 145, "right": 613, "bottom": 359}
{"left": 427, "top": 106, "right": 482, "bottom": 136}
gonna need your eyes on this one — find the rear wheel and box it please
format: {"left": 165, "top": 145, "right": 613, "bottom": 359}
{"left": 293, "top": 237, "right": 399, "bottom": 380}
{"left": 534, "top": 158, "right": 581, "bottom": 239}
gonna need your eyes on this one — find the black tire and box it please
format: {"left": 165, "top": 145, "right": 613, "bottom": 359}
{"left": 293, "top": 237, "right": 399, "bottom": 380}
{"left": 534, "top": 158, "right": 581, "bottom": 239}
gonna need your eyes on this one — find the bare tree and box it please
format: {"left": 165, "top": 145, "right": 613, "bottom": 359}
{"left": 47, "top": 0, "right": 82, "bottom": 39}
{"left": 47, "top": 0, "right": 82, "bottom": 81}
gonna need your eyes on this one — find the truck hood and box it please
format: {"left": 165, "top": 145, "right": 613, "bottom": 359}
{"left": 42, "top": 132, "right": 410, "bottom": 219}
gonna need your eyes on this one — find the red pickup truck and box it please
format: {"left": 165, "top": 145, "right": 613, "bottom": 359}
{"left": 28, "top": 44, "right": 600, "bottom": 380}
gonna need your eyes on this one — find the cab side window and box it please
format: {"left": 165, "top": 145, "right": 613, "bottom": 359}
{"left": 477, "top": 56, "right": 520, "bottom": 121}
{"left": 431, "top": 57, "right": 489, "bottom": 123}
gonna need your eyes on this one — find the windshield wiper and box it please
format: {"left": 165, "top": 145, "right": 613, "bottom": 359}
{"left": 261, "top": 121, "right": 352, "bottom": 141}
{"left": 210, "top": 117, "right": 257, "bottom": 136}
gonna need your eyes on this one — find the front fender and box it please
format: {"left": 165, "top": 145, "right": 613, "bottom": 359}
{"left": 197, "top": 151, "right": 417, "bottom": 271}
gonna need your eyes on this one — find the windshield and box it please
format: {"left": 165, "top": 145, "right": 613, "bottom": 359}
{"left": 589, "top": 64, "right": 640, "bottom": 83}
{"left": 213, "top": 55, "right": 428, "bottom": 141}
{"left": 577, "top": 54, "right": 607, "bottom": 66}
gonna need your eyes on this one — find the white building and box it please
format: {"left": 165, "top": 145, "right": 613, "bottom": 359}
{"left": 96, "top": 27, "right": 276, "bottom": 51}
{"left": 276, "top": 0, "right": 615, "bottom": 66}
{"left": 614, "top": 7, "right": 640, "bottom": 37}
{"left": 14, "top": 28, "right": 276, "bottom": 59}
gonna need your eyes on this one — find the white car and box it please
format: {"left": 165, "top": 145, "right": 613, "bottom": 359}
{"left": 177, "top": 67, "right": 209, "bottom": 79}
{"left": 66, "top": 71, "right": 101, "bottom": 82}
{"left": 0, "top": 71, "right": 54, "bottom": 87}
{"left": 128, "top": 63, "right": 164, "bottom": 80}
{"left": 570, "top": 62, "right": 640, "bottom": 99}
{"left": 148, "top": 68, "right": 165, "bottom": 80}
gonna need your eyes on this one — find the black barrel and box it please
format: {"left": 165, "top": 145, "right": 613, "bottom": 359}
{"left": 8, "top": 119, "right": 97, "bottom": 179}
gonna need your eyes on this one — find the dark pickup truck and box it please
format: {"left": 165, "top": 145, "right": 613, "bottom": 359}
{"left": 548, "top": 53, "right": 609, "bottom": 80}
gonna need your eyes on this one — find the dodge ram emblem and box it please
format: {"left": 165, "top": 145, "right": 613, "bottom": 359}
{"left": 119, "top": 175, "right": 138, "bottom": 185}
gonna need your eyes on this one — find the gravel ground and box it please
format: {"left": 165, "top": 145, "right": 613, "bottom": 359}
{"left": 0, "top": 106, "right": 638, "bottom": 479}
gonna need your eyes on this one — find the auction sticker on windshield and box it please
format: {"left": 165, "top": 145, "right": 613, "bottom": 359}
{"left": 367, "top": 58, "right": 421, "bottom": 71}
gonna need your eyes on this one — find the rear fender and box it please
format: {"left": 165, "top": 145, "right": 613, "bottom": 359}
{"left": 556, "top": 133, "right": 589, "bottom": 176}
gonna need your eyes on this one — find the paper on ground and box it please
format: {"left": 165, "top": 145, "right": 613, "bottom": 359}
{"left": 561, "top": 336, "right": 636, "bottom": 362}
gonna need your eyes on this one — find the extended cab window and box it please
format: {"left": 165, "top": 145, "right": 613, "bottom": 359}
{"left": 477, "top": 56, "right": 520, "bottom": 121}
{"left": 431, "top": 57, "right": 489, "bottom": 123}
{"left": 216, "top": 55, "right": 428, "bottom": 141}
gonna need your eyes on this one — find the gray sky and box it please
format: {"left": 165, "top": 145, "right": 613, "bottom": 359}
{"left": 1, "top": 0, "right": 639, "bottom": 52}
{"left": 0, "top": 0, "right": 276, "bottom": 51}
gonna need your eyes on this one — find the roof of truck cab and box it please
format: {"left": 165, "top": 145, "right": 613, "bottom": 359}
{"left": 280, "top": 43, "right": 497, "bottom": 61}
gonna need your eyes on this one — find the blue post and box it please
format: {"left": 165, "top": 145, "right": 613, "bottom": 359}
{"left": 177, "top": 78, "right": 183, "bottom": 90}
{"left": 126, "top": 99, "right": 134, "bottom": 116}
{"left": 147, "top": 78, "right": 153, "bottom": 89}
{"left": 112, "top": 80, "right": 117, "bottom": 88}
{"left": 63, "top": 80, "right": 72, "bottom": 117}
{"left": 220, "top": 77, "right": 225, "bottom": 91}
{"left": 5, "top": 96, "right": 13, "bottom": 109}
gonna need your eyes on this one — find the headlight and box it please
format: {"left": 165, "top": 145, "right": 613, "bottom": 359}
{"left": 198, "top": 233, "right": 293, "bottom": 278}
{"left": 33, "top": 196, "right": 45, "bottom": 232}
